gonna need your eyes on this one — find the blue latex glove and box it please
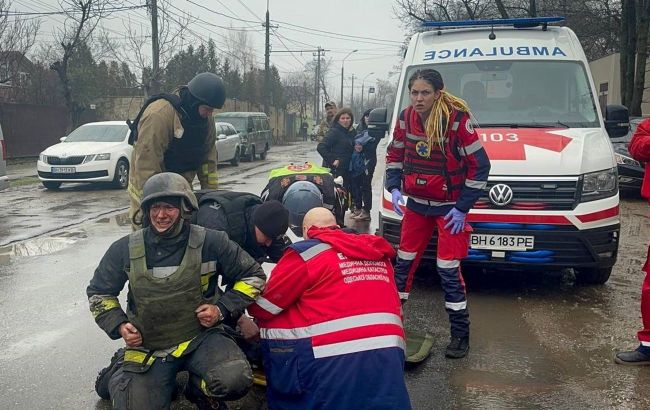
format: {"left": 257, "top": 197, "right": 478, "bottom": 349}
{"left": 391, "top": 189, "right": 405, "bottom": 216}
{"left": 444, "top": 207, "right": 466, "bottom": 235}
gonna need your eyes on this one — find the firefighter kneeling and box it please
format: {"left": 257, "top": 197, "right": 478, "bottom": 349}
{"left": 87, "top": 172, "right": 266, "bottom": 409}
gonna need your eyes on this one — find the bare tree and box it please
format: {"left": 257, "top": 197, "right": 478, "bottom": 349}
{"left": 0, "top": 0, "right": 40, "bottom": 84}
{"left": 494, "top": 0, "right": 510, "bottom": 17}
{"left": 283, "top": 71, "right": 312, "bottom": 121}
{"left": 49, "top": 0, "right": 117, "bottom": 126}
{"left": 224, "top": 29, "right": 258, "bottom": 74}
{"left": 107, "top": 0, "right": 191, "bottom": 96}
{"left": 630, "top": 0, "right": 650, "bottom": 115}
{"left": 394, "top": 0, "right": 621, "bottom": 61}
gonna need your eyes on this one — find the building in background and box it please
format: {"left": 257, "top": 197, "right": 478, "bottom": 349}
{"left": 590, "top": 53, "right": 650, "bottom": 116}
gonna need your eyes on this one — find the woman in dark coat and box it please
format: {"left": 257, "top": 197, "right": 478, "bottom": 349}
{"left": 317, "top": 107, "right": 356, "bottom": 181}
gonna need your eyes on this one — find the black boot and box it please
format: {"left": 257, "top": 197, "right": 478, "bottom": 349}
{"left": 615, "top": 347, "right": 650, "bottom": 365}
{"left": 445, "top": 336, "right": 469, "bottom": 359}
{"left": 95, "top": 348, "right": 125, "bottom": 400}
{"left": 185, "top": 379, "right": 228, "bottom": 410}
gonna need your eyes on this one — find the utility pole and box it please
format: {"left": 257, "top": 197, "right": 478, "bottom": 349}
{"left": 350, "top": 74, "right": 355, "bottom": 113}
{"left": 263, "top": 0, "right": 270, "bottom": 114}
{"left": 313, "top": 46, "right": 325, "bottom": 124}
{"left": 302, "top": 81, "right": 307, "bottom": 120}
{"left": 273, "top": 47, "right": 326, "bottom": 122}
{"left": 150, "top": 0, "right": 160, "bottom": 95}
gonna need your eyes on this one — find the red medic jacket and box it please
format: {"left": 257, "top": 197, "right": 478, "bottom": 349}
{"left": 385, "top": 106, "right": 490, "bottom": 214}
{"left": 248, "top": 226, "right": 405, "bottom": 358}
{"left": 629, "top": 118, "right": 650, "bottom": 201}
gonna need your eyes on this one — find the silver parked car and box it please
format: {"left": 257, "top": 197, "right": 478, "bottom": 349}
{"left": 0, "top": 123, "right": 8, "bottom": 191}
{"left": 215, "top": 121, "right": 242, "bottom": 166}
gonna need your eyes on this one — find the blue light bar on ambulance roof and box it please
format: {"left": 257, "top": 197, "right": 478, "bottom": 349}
{"left": 421, "top": 16, "right": 565, "bottom": 29}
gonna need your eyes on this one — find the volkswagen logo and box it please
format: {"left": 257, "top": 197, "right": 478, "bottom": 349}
{"left": 488, "top": 184, "right": 513, "bottom": 207}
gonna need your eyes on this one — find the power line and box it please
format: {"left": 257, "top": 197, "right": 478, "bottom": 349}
{"left": 235, "top": 0, "right": 263, "bottom": 22}
{"left": 167, "top": 2, "right": 263, "bottom": 32}
{"left": 275, "top": 24, "right": 402, "bottom": 47}
{"left": 185, "top": 0, "right": 259, "bottom": 25}
{"left": 1, "top": 4, "right": 148, "bottom": 16}
{"left": 272, "top": 19, "right": 403, "bottom": 45}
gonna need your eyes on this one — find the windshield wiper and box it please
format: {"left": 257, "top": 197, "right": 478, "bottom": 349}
{"left": 478, "top": 122, "right": 570, "bottom": 129}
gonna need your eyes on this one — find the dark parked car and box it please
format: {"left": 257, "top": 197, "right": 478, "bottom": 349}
{"left": 0, "top": 123, "right": 8, "bottom": 191}
{"left": 611, "top": 117, "right": 645, "bottom": 192}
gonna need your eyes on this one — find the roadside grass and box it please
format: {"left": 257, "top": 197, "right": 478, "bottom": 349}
{"left": 10, "top": 176, "right": 40, "bottom": 188}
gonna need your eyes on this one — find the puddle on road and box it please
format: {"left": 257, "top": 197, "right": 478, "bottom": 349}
{"left": 0, "top": 230, "right": 87, "bottom": 261}
{"left": 95, "top": 212, "right": 131, "bottom": 226}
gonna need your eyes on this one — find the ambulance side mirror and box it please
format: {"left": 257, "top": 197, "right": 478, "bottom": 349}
{"left": 367, "top": 108, "right": 389, "bottom": 139}
{"left": 605, "top": 104, "right": 630, "bottom": 139}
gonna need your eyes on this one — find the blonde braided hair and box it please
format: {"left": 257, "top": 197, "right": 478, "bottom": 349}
{"left": 409, "top": 69, "right": 472, "bottom": 157}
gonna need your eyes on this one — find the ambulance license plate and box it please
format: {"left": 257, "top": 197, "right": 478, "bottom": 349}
{"left": 52, "top": 166, "right": 75, "bottom": 173}
{"left": 470, "top": 234, "right": 534, "bottom": 251}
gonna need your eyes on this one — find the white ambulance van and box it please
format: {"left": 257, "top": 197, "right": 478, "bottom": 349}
{"left": 370, "top": 17, "right": 630, "bottom": 284}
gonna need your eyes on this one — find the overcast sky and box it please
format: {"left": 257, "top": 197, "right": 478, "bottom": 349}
{"left": 21, "top": 0, "right": 408, "bottom": 101}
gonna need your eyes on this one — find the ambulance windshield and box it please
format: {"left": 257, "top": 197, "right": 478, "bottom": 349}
{"left": 400, "top": 61, "right": 599, "bottom": 128}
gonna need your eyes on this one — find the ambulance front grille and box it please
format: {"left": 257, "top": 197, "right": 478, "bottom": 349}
{"left": 475, "top": 180, "right": 578, "bottom": 211}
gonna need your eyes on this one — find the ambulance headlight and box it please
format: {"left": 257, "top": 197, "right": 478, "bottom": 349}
{"left": 580, "top": 168, "right": 618, "bottom": 202}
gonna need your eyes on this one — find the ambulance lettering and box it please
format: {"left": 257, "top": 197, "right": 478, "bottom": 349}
{"left": 423, "top": 46, "right": 567, "bottom": 61}
{"left": 477, "top": 129, "right": 573, "bottom": 160}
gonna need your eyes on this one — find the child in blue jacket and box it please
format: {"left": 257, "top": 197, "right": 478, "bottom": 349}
{"left": 349, "top": 131, "right": 375, "bottom": 220}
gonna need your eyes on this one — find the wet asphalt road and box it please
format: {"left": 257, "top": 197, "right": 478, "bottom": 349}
{"left": 1, "top": 141, "right": 650, "bottom": 409}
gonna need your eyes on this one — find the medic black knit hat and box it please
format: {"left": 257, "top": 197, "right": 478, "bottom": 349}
{"left": 251, "top": 200, "right": 290, "bottom": 239}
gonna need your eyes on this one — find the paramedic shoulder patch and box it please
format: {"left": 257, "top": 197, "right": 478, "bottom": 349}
{"left": 465, "top": 120, "right": 474, "bottom": 134}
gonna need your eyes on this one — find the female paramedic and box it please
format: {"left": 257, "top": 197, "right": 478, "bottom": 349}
{"left": 385, "top": 69, "right": 491, "bottom": 359}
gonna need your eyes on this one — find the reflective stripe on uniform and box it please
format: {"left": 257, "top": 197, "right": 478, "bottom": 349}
{"left": 391, "top": 140, "right": 405, "bottom": 149}
{"left": 406, "top": 133, "right": 426, "bottom": 142}
{"left": 200, "top": 273, "right": 211, "bottom": 291}
{"left": 207, "top": 172, "right": 218, "bottom": 187}
{"left": 397, "top": 249, "right": 417, "bottom": 261}
{"left": 127, "top": 183, "right": 143, "bottom": 201}
{"left": 260, "top": 312, "right": 403, "bottom": 340}
{"left": 437, "top": 258, "right": 460, "bottom": 269}
{"left": 299, "top": 243, "right": 332, "bottom": 261}
{"left": 88, "top": 295, "right": 121, "bottom": 318}
{"left": 255, "top": 296, "right": 284, "bottom": 315}
{"left": 386, "top": 162, "right": 403, "bottom": 170}
{"left": 410, "top": 196, "right": 456, "bottom": 207}
{"left": 233, "top": 279, "right": 263, "bottom": 299}
{"left": 445, "top": 301, "right": 467, "bottom": 311}
{"left": 459, "top": 140, "right": 483, "bottom": 156}
{"left": 170, "top": 340, "right": 192, "bottom": 358}
{"left": 465, "top": 179, "right": 487, "bottom": 189}
{"left": 313, "top": 335, "right": 406, "bottom": 358}
{"left": 202, "top": 163, "right": 209, "bottom": 175}
{"left": 124, "top": 350, "right": 156, "bottom": 365}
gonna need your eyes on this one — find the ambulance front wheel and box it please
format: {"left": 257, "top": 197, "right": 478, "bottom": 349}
{"left": 575, "top": 266, "right": 612, "bottom": 285}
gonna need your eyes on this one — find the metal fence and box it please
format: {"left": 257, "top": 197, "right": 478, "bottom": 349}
{"left": 0, "top": 102, "right": 69, "bottom": 158}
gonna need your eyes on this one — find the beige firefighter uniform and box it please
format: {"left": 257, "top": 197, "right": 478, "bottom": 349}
{"left": 127, "top": 98, "right": 218, "bottom": 225}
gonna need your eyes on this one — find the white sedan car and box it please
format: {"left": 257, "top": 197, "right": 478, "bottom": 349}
{"left": 215, "top": 121, "right": 242, "bottom": 166}
{"left": 37, "top": 121, "right": 132, "bottom": 190}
